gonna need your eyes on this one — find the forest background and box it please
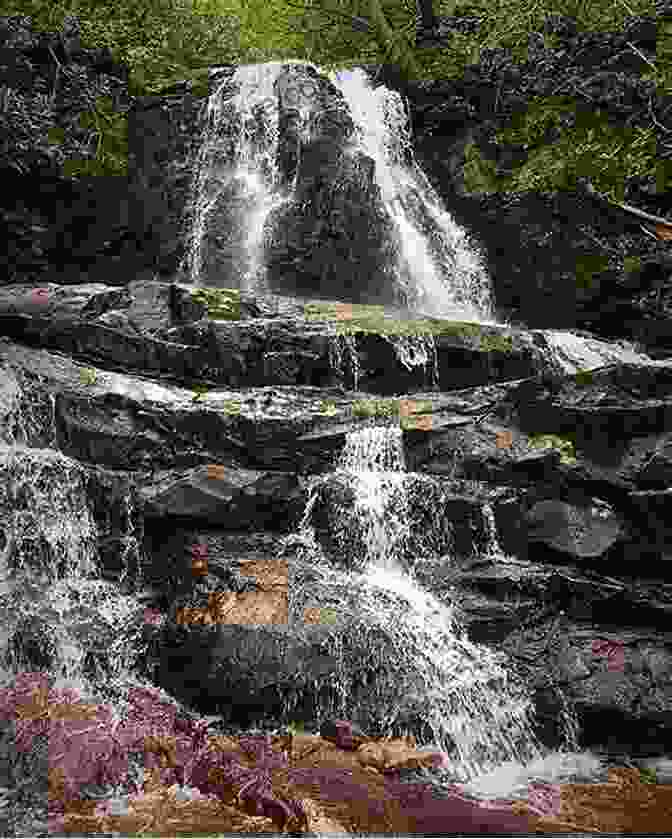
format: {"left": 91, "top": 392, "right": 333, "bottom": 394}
{"left": 0, "top": 0, "right": 669, "bottom": 205}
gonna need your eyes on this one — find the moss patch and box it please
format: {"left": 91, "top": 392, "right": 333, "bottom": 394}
{"left": 79, "top": 367, "right": 98, "bottom": 386}
{"left": 305, "top": 302, "right": 513, "bottom": 350}
{"left": 350, "top": 398, "right": 435, "bottom": 424}
{"left": 352, "top": 398, "right": 401, "bottom": 419}
{"left": 574, "top": 369, "right": 595, "bottom": 387}
{"left": 528, "top": 432, "right": 577, "bottom": 464}
{"left": 190, "top": 287, "right": 241, "bottom": 320}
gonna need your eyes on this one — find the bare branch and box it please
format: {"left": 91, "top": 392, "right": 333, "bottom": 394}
{"left": 625, "top": 40, "right": 658, "bottom": 73}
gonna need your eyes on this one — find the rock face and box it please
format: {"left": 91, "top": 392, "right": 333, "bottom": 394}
{"left": 263, "top": 65, "right": 404, "bottom": 305}
{"left": 4, "top": 14, "right": 670, "bottom": 353}
{"left": 0, "top": 279, "right": 670, "bottom": 765}
{"left": 1, "top": 16, "right": 671, "bottom": 773}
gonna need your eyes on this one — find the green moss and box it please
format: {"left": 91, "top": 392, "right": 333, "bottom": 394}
{"left": 191, "top": 384, "right": 210, "bottom": 402}
{"left": 318, "top": 399, "right": 339, "bottom": 416}
{"left": 221, "top": 399, "right": 241, "bottom": 415}
{"left": 480, "top": 333, "right": 515, "bottom": 353}
{"left": 639, "top": 766, "right": 658, "bottom": 785}
{"left": 623, "top": 255, "right": 642, "bottom": 275}
{"left": 575, "top": 253, "right": 610, "bottom": 290}
{"left": 574, "top": 369, "right": 594, "bottom": 387}
{"left": 305, "top": 302, "right": 503, "bottom": 344}
{"left": 79, "top": 367, "right": 98, "bottom": 386}
{"left": 351, "top": 398, "right": 400, "bottom": 419}
{"left": 315, "top": 607, "right": 339, "bottom": 625}
{"left": 190, "top": 287, "right": 241, "bottom": 320}
{"left": 528, "top": 432, "right": 577, "bottom": 465}
{"left": 350, "top": 398, "right": 436, "bottom": 423}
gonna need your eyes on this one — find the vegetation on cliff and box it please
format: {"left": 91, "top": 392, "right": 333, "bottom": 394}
{"left": 0, "top": 0, "right": 666, "bottom": 199}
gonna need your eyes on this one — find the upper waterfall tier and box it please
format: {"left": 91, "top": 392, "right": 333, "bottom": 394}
{"left": 179, "top": 62, "right": 494, "bottom": 322}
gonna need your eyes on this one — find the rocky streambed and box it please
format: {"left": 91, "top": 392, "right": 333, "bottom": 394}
{"left": 0, "top": 279, "right": 671, "bottom": 833}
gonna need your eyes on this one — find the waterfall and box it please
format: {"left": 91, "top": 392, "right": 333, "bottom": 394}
{"left": 0, "top": 424, "right": 147, "bottom": 704}
{"left": 179, "top": 62, "right": 300, "bottom": 291}
{"left": 328, "top": 67, "right": 494, "bottom": 321}
{"left": 336, "top": 426, "right": 409, "bottom": 571}
{"left": 180, "top": 61, "right": 497, "bottom": 322}
{"left": 290, "top": 424, "right": 544, "bottom": 780}
{"left": 384, "top": 333, "right": 440, "bottom": 389}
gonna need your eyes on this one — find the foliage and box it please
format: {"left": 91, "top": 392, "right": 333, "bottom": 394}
{"left": 639, "top": 765, "right": 658, "bottom": 784}
{"left": 0, "top": 672, "right": 308, "bottom": 834}
{"left": 491, "top": 100, "right": 659, "bottom": 204}
{"left": 60, "top": 95, "right": 128, "bottom": 177}
{"left": 3, "top": 0, "right": 664, "bottom": 194}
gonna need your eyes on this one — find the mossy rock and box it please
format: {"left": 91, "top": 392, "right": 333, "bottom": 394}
{"left": 528, "top": 432, "right": 577, "bottom": 464}
{"left": 190, "top": 287, "right": 241, "bottom": 320}
{"left": 351, "top": 398, "right": 401, "bottom": 419}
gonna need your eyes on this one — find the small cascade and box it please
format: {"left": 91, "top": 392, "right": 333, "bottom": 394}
{"left": 329, "top": 332, "right": 361, "bottom": 391}
{"left": 117, "top": 486, "right": 145, "bottom": 594}
{"left": 179, "top": 62, "right": 296, "bottom": 291}
{"left": 0, "top": 367, "right": 57, "bottom": 450}
{"left": 0, "top": 444, "right": 148, "bottom": 706}
{"left": 481, "top": 501, "right": 508, "bottom": 559}
{"left": 288, "top": 424, "right": 544, "bottom": 780}
{"left": 383, "top": 333, "right": 440, "bottom": 390}
{"left": 335, "top": 426, "right": 409, "bottom": 572}
{"left": 329, "top": 67, "right": 494, "bottom": 322}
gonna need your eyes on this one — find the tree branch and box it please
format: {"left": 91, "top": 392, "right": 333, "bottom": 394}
{"left": 582, "top": 178, "right": 672, "bottom": 228}
{"left": 282, "top": 0, "right": 372, "bottom": 33}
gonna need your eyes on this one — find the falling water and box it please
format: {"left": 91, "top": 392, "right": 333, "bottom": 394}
{"left": 179, "top": 62, "right": 299, "bottom": 291}
{"left": 290, "top": 424, "right": 544, "bottom": 779}
{"left": 329, "top": 67, "right": 495, "bottom": 322}
{"left": 329, "top": 333, "right": 361, "bottom": 391}
{"left": 181, "top": 61, "right": 498, "bottom": 321}
{"left": 335, "top": 426, "right": 409, "bottom": 572}
{"left": 384, "top": 333, "right": 440, "bottom": 390}
{"left": 0, "top": 371, "right": 152, "bottom": 707}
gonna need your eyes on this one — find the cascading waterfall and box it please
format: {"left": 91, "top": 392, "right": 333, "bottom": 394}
{"left": 329, "top": 67, "right": 494, "bottom": 321}
{"left": 336, "top": 425, "right": 410, "bottom": 571}
{"left": 328, "top": 333, "right": 361, "bottom": 391}
{"left": 179, "top": 62, "right": 297, "bottom": 291}
{"left": 384, "top": 333, "right": 440, "bottom": 389}
{"left": 180, "top": 61, "right": 498, "bottom": 323}
{"left": 0, "top": 370, "right": 151, "bottom": 706}
{"left": 292, "top": 423, "right": 545, "bottom": 781}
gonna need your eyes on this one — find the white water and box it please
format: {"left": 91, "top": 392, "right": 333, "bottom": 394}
{"left": 180, "top": 63, "right": 296, "bottom": 291}
{"left": 298, "top": 424, "right": 548, "bottom": 780}
{"left": 180, "top": 61, "right": 498, "bottom": 323}
{"left": 329, "top": 67, "right": 495, "bottom": 322}
{"left": 336, "top": 426, "right": 410, "bottom": 571}
{"left": 0, "top": 370, "right": 154, "bottom": 709}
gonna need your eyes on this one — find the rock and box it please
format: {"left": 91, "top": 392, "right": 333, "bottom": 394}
{"left": 319, "top": 718, "right": 368, "bottom": 750}
{"left": 524, "top": 498, "right": 623, "bottom": 559}
{"left": 0, "top": 28, "right": 671, "bottom": 783}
